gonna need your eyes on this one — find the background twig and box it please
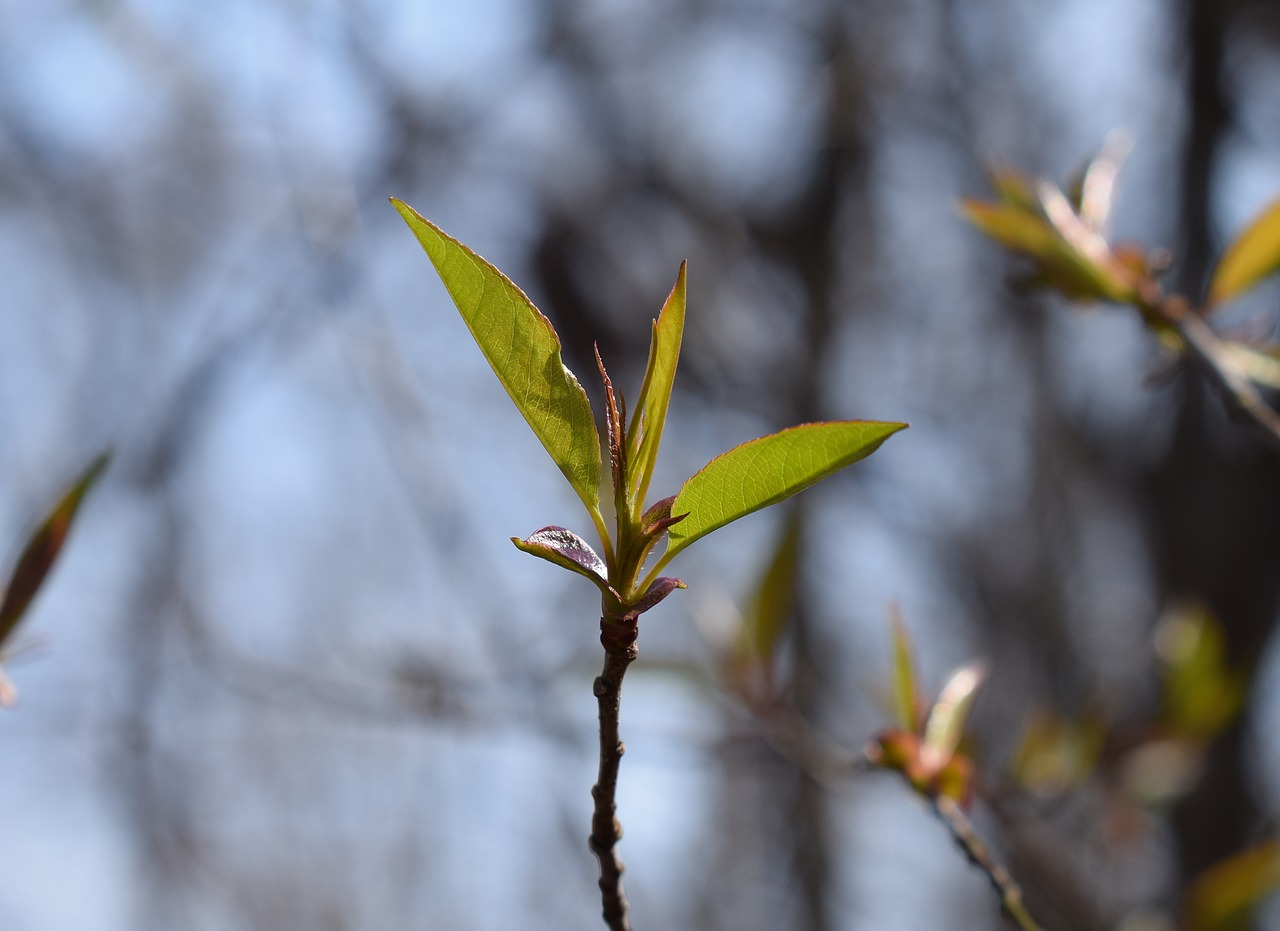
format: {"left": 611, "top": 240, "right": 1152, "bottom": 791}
{"left": 932, "top": 796, "right": 1046, "bottom": 931}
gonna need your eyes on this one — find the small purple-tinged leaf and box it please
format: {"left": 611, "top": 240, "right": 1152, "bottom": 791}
{"left": 639, "top": 495, "right": 687, "bottom": 536}
{"left": 624, "top": 576, "right": 685, "bottom": 619}
{"left": 595, "top": 345, "right": 628, "bottom": 513}
{"left": 0, "top": 453, "right": 109, "bottom": 651}
{"left": 641, "top": 496, "right": 675, "bottom": 530}
{"left": 512, "top": 526, "right": 614, "bottom": 593}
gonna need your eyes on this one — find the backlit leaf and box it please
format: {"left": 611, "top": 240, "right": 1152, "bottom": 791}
{"left": 664, "top": 421, "right": 906, "bottom": 562}
{"left": 1156, "top": 604, "right": 1245, "bottom": 743}
{"left": 1011, "top": 711, "right": 1104, "bottom": 799}
{"left": 987, "top": 168, "right": 1037, "bottom": 212}
{"left": 1066, "top": 130, "right": 1131, "bottom": 234}
{"left": 1184, "top": 841, "right": 1280, "bottom": 931}
{"left": 736, "top": 510, "right": 801, "bottom": 665}
{"left": 392, "top": 200, "right": 602, "bottom": 518}
{"left": 512, "top": 526, "right": 612, "bottom": 592}
{"left": 1222, "top": 341, "right": 1280, "bottom": 389}
{"left": 1208, "top": 196, "right": 1280, "bottom": 307}
{"left": 1035, "top": 180, "right": 1138, "bottom": 302}
{"left": 625, "top": 576, "right": 685, "bottom": 618}
{"left": 960, "top": 195, "right": 1135, "bottom": 302}
{"left": 626, "top": 262, "right": 686, "bottom": 511}
{"left": 0, "top": 453, "right": 109, "bottom": 651}
{"left": 888, "top": 604, "right": 918, "bottom": 731}
{"left": 921, "top": 661, "right": 988, "bottom": 774}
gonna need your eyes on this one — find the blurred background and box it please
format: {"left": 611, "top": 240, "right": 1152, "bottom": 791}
{"left": 1, "top": 0, "right": 1278, "bottom": 928}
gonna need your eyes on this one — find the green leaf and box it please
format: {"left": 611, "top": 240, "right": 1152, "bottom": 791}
{"left": 959, "top": 193, "right": 1135, "bottom": 303}
{"left": 392, "top": 200, "right": 602, "bottom": 518}
{"left": 1208, "top": 196, "right": 1280, "bottom": 307}
{"left": 664, "top": 420, "right": 906, "bottom": 562}
{"left": 0, "top": 453, "right": 109, "bottom": 653}
{"left": 625, "top": 262, "right": 686, "bottom": 511}
{"left": 1184, "top": 841, "right": 1280, "bottom": 931}
{"left": 960, "top": 199, "right": 1062, "bottom": 258}
{"left": 1156, "top": 604, "right": 1245, "bottom": 743}
{"left": 920, "top": 661, "right": 988, "bottom": 774}
{"left": 888, "top": 603, "right": 918, "bottom": 731}
{"left": 736, "top": 510, "right": 801, "bottom": 665}
{"left": 987, "top": 168, "right": 1038, "bottom": 212}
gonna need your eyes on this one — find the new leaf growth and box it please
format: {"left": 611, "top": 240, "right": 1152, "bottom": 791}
{"left": 392, "top": 198, "right": 906, "bottom": 621}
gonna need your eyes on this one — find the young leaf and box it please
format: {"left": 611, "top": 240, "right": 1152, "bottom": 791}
{"left": 888, "top": 603, "right": 918, "bottom": 731}
{"left": 625, "top": 262, "right": 686, "bottom": 509}
{"left": 1035, "top": 180, "right": 1138, "bottom": 302}
{"left": 987, "top": 168, "right": 1038, "bottom": 212}
{"left": 920, "top": 661, "right": 988, "bottom": 774}
{"left": 1208, "top": 196, "right": 1280, "bottom": 307}
{"left": 512, "top": 526, "right": 613, "bottom": 591}
{"left": 1067, "top": 130, "right": 1131, "bottom": 234}
{"left": 391, "top": 200, "right": 602, "bottom": 518}
{"left": 1183, "top": 841, "right": 1280, "bottom": 931}
{"left": 1221, "top": 342, "right": 1280, "bottom": 389}
{"left": 960, "top": 191, "right": 1135, "bottom": 303}
{"left": 736, "top": 510, "right": 801, "bottom": 666}
{"left": 663, "top": 421, "right": 906, "bottom": 562}
{"left": 625, "top": 576, "right": 686, "bottom": 619}
{"left": 0, "top": 453, "right": 109, "bottom": 651}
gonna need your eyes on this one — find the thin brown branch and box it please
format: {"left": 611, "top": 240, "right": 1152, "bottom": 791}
{"left": 590, "top": 617, "right": 639, "bottom": 931}
{"left": 932, "top": 796, "right": 1046, "bottom": 931}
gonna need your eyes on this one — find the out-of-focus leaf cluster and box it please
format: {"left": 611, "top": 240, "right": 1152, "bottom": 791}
{"left": 962, "top": 139, "right": 1280, "bottom": 426}
{"left": 395, "top": 202, "right": 905, "bottom": 622}
{"left": 1005, "top": 603, "right": 1276, "bottom": 928}
{"left": 959, "top": 135, "right": 1149, "bottom": 305}
{"left": 865, "top": 610, "right": 987, "bottom": 808}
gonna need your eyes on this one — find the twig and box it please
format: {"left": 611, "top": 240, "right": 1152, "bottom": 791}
{"left": 1142, "top": 291, "right": 1280, "bottom": 455}
{"left": 590, "top": 617, "right": 639, "bottom": 931}
{"left": 932, "top": 796, "right": 1046, "bottom": 931}
{"left": 750, "top": 703, "right": 1049, "bottom": 930}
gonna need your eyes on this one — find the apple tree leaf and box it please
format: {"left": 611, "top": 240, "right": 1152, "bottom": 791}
{"left": 1184, "top": 841, "right": 1280, "bottom": 931}
{"left": 625, "top": 262, "right": 685, "bottom": 510}
{"left": 1208, "top": 196, "right": 1280, "bottom": 307}
{"left": 888, "top": 603, "right": 919, "bottom": 731}
{"left": 513, "top": 526, "right": 612, "bottom": 590}
{"left": 663, "top": 421, "right": 906, "bottom": 562}
{"left": 392, "top": 200, "right": 602, "bottom": 519}
{"left": 920, "top": 661, "right": 988, "bottom": 774}
{"left": 736, "top": 510, "right": 800, "bottom": 666}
